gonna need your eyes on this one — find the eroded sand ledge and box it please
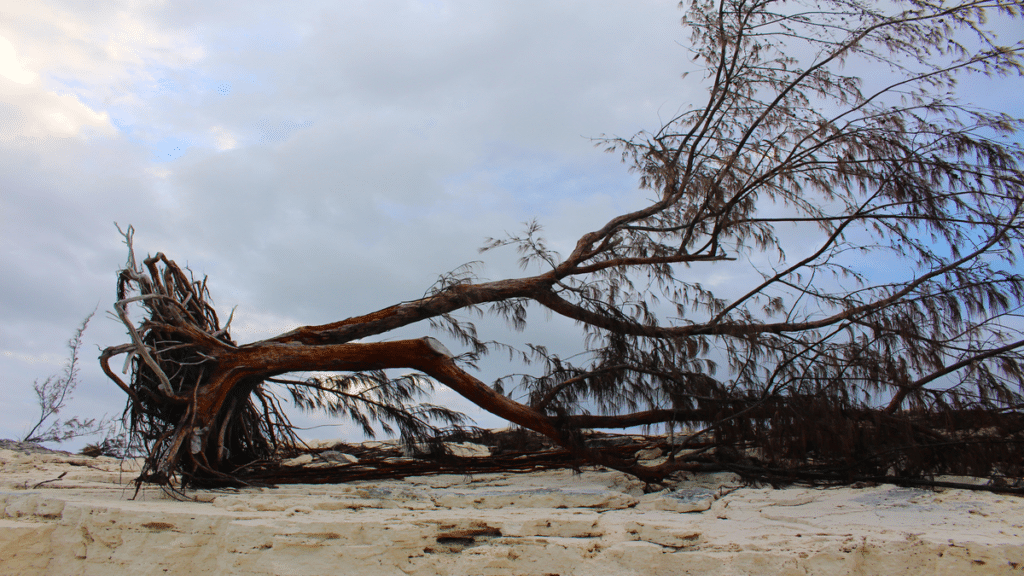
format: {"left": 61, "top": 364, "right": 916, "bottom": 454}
{"left": 1, "top": 447, "right": 1022, "bottom": 575}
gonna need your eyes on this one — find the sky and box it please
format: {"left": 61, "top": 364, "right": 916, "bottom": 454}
{"left": 1, "top": 0, "right": 1021, "bottom": 450}
{"left": 0, "top": 0, "right": 703, "bottom": 447}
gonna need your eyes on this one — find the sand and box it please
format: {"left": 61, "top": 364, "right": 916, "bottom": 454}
{"left": 1, "top": 445, "right": 1022, "bottom": 575}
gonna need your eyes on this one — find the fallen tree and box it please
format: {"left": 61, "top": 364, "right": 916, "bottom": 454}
{"left": 103, "top": 0, "right": 1024, "bottom": 489}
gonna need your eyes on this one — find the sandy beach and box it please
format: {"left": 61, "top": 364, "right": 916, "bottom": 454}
{"left": 1, "top": 443, "right": 1022, "bottom": 575}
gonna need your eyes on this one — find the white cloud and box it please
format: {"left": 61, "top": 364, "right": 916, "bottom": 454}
{"left": 0, "top": 35, "right": 37, "bottom": 84}
{"left": 0, "top": 89, "right": 117, "bottom": 139}
{"left": 0, "top": 22, "right": 127, "bottom": 141}
{"left": 211, "top": 125, "right": 236, "bottom": 150}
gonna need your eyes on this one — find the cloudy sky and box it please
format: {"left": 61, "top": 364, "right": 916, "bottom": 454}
{"left": 0, "top": 0, "right": 703, "bottom": 446}
{"left": 1, "top": 0, "right": 1021, "bottom": 449}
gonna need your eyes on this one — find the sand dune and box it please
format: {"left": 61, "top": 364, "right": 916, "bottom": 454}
{"left": 1, "top": 444, "right": 1022, "bottom": 575}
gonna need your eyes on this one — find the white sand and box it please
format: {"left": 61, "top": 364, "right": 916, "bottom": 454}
{"left": 1, "top": 447, "right": 1022, "bottom": 575}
